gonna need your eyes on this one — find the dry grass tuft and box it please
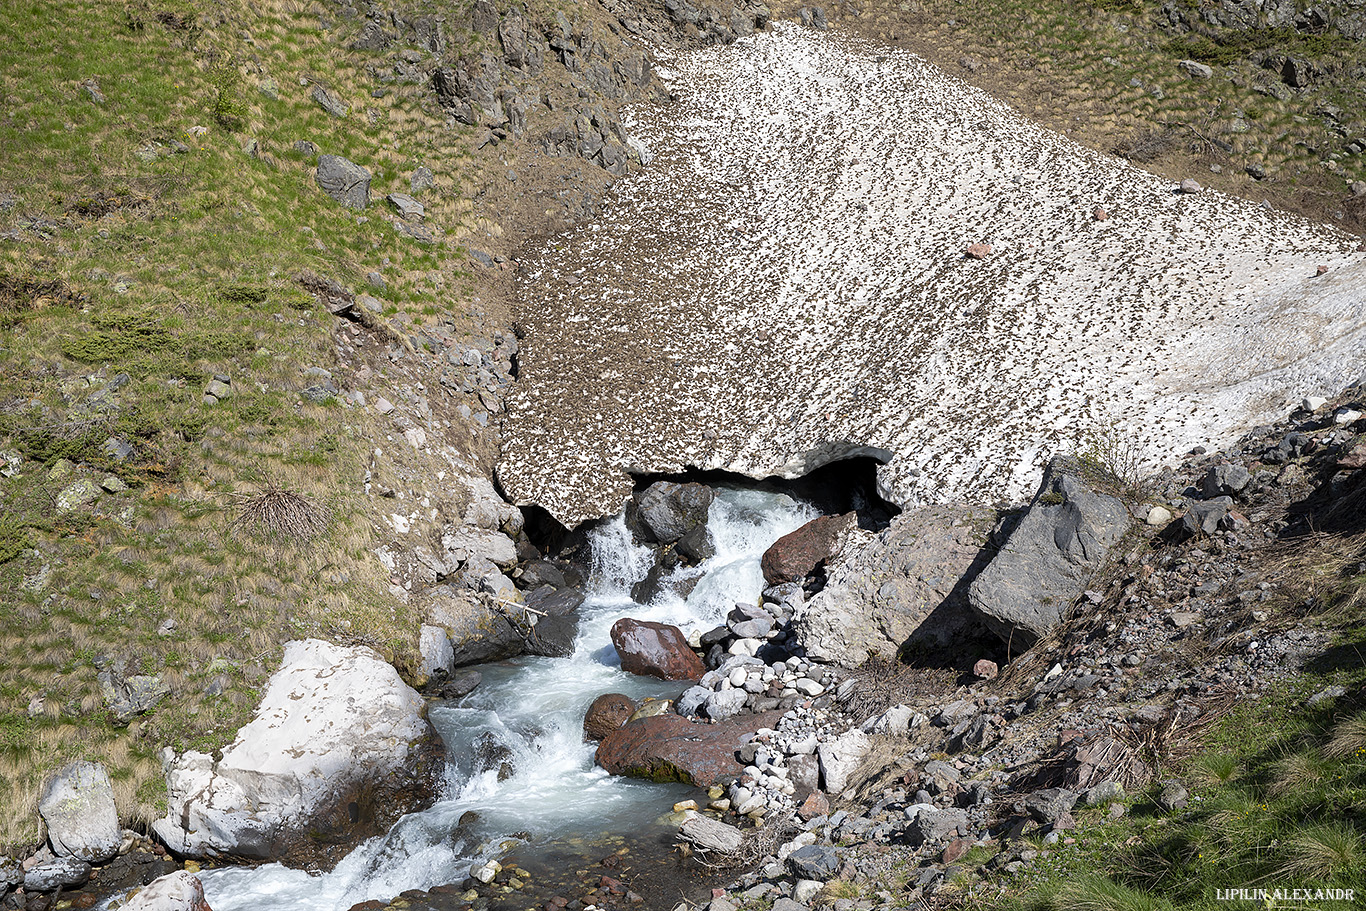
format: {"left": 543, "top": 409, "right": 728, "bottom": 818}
{"left": 229, "top": 482, "right": 330, "bottom": 542}
{"left": 1325, "top": 711, "right": 1366, "bottom": 761}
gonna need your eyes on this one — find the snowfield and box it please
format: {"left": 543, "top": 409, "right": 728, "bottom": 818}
{"left": 499, "top": 23, "right": 1366, "bottom": 527}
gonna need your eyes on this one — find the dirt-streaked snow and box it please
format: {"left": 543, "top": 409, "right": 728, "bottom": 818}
{"left": 499, "top": 24, "right": 1366, "bottom": 528}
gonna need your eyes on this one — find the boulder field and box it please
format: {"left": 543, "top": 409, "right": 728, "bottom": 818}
{"left": 497, "top": 23, "right": 1366, "bottom": 529}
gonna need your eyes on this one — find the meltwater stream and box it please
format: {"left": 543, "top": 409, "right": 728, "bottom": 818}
{"left": 194, "top": 488, "right": 816, "bottom": 911}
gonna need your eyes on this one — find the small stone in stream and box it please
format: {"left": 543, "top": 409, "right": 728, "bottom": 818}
{"left": 965, "top": 242, "right": 992, "bottom": 259}
{"left": 24, "top": 856, "right": 91, "bottom": 891}
{"left": 680, "top": 815, "right": 742, "bottom": 854}
{"left": 972, "top": 658, "right": 998, "bottom": 680}
{"left": 1179, "top": 178, "right": 1202, "bottom": 193}
{"left": 583, "top": 693, "right": 636, "bottom": 741}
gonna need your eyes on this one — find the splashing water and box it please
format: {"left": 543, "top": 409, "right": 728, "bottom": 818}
{"left": 187, "top": 488, "right": 814, "bottom": 911}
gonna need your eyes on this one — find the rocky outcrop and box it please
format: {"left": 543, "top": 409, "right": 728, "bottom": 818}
{"left": 38, "top": 761, "right": 120, "bottom": 862}
{"left": 426, "top": 585, "right": 528, "bottom": 667}
{"left": 152, "top": 639, "right": 443, "bottom": 870}
{"left": 760, "top": 512, "right": 856, "bottom": 585}
{"left": 595, "top": 710, "right": 784, "bottom": 786}
{"left": 968, "top": 458, "right": 1131, "bottom": 648}
{"left": 793, "top": 505, "right": 996, "bottom": 666}
{"left": 610, "top": 618, "right": 705, "bottom": 680}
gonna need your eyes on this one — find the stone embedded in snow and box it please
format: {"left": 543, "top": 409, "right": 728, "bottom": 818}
{"left": 38, "top": 761, "right": 120, "bottom": 862}
{"left": 119, "top": 871, "right": 212, "bottom": 911}
{"left": 151, "top": 639, "right": 441, "bottom": 869}
{"left": 965, "top": 242, "right": 992, "bottom": 259}
{"left": 1178, "top": 178, "right": 1203, "bottom": 193}
{"left": 495, "top": 24, "right": 1366, "bottom": 528}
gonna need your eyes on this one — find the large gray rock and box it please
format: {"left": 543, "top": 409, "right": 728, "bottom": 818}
{"left": 39, "top": 761, "right": 120, "bottom": 862}
{"left": 426, "top": 586, "right": 527, "bottom": 667}
{"left": 24, "top": 856, "right": 91, "bottom": 892}
{"left": 679, "top": 813, "right": 742, "bottom": 854}
{"left": 630, "top": 481, "right": 713, "bottom": 544}
{"left": 906, "top": 806, "right": 968, "bottom": 845}
{"left": 99, "top": 667, "right": 169, "bottom": 724}
{"left": 794, "top": 504, "right": 995, "bottom": 666}
{"left": 968, "top": 458, "right": 1130, "bottom": 647}
{"left": 315, "top": 155, "right": 370, "bottom": 210}
{"left": 152, "top": 639, "right": 442, "bottom": 869}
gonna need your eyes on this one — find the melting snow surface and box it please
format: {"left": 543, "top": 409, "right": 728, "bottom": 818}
{"left": 499, "top": 24, "right": 1366, "bottom": 527}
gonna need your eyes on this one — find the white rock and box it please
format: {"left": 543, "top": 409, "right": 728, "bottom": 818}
{"left": 794, "top": 678, "right": 825, "bottom": 697}
{"left": 119, "top": 871, "right": 211, "bottom": 911}
{"left": 471, "top": 861, "right": 501, "bottom": 883}
{"left": 817, "top": 729, "right": 871, "bottom": 795}
{"left": 404, "top": 427, "right": 427, "bottom": 449}
{"left": 152, "top": 639, "right": 432, "bottom": 860}
{"left": 862, "top": 703, "right": 913, "bottom": 735}
{"left": 1302, "top": 395, "right": 1328, "bottom": 411}
{"left": 1334, "top": 408, "right": 1362, "bottom": 424}
{"left": 728, "top": 637, "right": 761, "bottom": 657}
{"left": 1145, "top": 505, "right": 1173, "bottom": 527}
{"left": 794, "top": 879, "right": 824, "bottom": 903}
{"left": 417, "top": 625, "right": 454, "bottom": 680}
{"left": 39, "top": 761, "right": 120, "bottom": 863}
{"left": 728, "top": 667, "right": 749, "bottom": 688}
{"left": 374, "top": 397, "right": 395, "bottom": 414}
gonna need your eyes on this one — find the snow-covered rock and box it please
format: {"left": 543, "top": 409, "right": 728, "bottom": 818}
{"left": 151, "top": 639, "right": 441, "bottom": 869}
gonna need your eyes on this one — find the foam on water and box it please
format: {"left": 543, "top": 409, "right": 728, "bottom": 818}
{"left": 188, "top": 488, "right": 810, "bottom": 911}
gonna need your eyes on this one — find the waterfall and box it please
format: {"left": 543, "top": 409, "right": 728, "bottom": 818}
{"left": 174, "top": 488, "right": 814, "bottom": 911}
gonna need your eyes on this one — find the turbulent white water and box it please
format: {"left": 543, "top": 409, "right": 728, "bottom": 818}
{"left": 189, "top": 488, "right": 814, "bottom": 911}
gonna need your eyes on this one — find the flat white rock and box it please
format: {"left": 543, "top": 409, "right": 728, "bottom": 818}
{"left": 498, "top": 24, "right": 1366, "bottom": 527}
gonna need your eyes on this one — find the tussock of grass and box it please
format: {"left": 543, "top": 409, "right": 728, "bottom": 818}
{"left": 1051, "top": 875, "right": 1174, "bottom": 911}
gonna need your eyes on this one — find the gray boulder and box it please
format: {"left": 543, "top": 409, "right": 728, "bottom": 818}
{"left": 630, "top": 481, "right": 713, "bottom": 544}
{"left": 968, "top": 457, "right": 1130, "bottom": 647}
{"left": 24, "top": 856, "right": 91, "bottom": 892}
{"left": 817, "top": 730, "right": 870, "bottom": 795}
{"left": 1182, "top": 496, "right": 1233, "bottom": 536}
{"left": 426, "top": 586, "right": 527, "bottom": 667}
{"left": 1024, "top": 787, "right": 1079, "bottom": 824}
{"left": 99, "top": 667, "right": 169, "bottom": 724}
{"left": 152, "top": 639, "right": 442, "bottom": 869}
{"left": 1200, "top": 463, "right": 1250, "bottom": 498}
{"left": 680, "top": 814, "right": 742, "bottom": 854}
{"left": 794, "top": 504, "right": 996, "bottom": 666}
{"left": 310, "top": 85, "right": 348, "bottom": 118}
{"left": 315, "top": 155, "right": 370, "bottom": 210}
{"left": 906, "top": 807, "right": 967, "bottom": 845}
{"left": 787, "top": 844, "right": 839, "bottom": 880}
{"left": 39, "top": 761, "right": 120, "bottom": 862}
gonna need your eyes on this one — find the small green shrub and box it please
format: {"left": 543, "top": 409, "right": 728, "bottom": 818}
{"left": 209, "top": 62, "right": 247, "bottom": 131}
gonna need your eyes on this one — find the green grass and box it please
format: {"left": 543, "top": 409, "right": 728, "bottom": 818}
{"left": 0, "top": 0, "right": 492, "bottom": 847}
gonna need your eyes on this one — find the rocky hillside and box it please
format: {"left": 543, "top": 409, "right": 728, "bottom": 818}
{"left": 0, "top": 0, "right": 1363, "bottom": 909}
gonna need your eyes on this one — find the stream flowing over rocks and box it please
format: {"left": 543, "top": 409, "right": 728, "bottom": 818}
{"left": 498, "top": 23, "right": 1366, "bottom": 528}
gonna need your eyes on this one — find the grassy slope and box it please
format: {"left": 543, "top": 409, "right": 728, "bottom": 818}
{"left": 0, "top": 0, "right": 495, "bottom": 846}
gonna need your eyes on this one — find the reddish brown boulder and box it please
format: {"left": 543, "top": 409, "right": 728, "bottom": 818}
{"left": 584, "top": 693, "right": 637, "bottom": 741}
{"left": 610, "top": 619, "right": 705, "bottom": 680}
{"left": 942, "top": 838, "right": 971, "bottom": 864}
{"left": 972, "top": 658, "right": 998, "bottom": 680}
{"left": 965, "top": 242, "right": 992, "bottom": 259}
{"left": 796, "top": 791, "right": 830, "bottom": 821}
{"left": 595, "top": 711, "right": 784, "bottom": 786}
{"left": 760, "top": 512, "right": 856, "bottom": 585}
